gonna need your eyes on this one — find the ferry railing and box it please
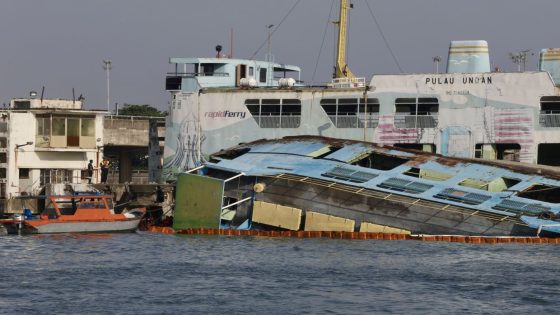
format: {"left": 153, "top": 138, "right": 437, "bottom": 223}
{"left": 105, "top": 115, "right": 166, "bottom": 129}
{"left": 166, "top": 72, "right": 230, "bottom": 77}
{"left": 327, "top": 114, "right": 379, "bottom": 128}
{"left": 255, "top": 114, "right": 301, "bottom": 128}
{"left": 394, "top": 113, "right": 439, "bottom": 129}
{"left": 330, "top": 77, "right": 366, "bottom": 88}
{"left": 536, "top": 223, "right": 560, "bottom": 237}
{"left": 539, "top": 112, "right": 560, "bottom": 127}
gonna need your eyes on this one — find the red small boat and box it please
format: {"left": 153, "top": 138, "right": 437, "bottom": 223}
{"left": 0, "top": 193, "right": 145, "bottom": 235}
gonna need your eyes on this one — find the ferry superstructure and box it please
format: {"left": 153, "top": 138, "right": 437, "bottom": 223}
{"left": 162, "top": 1, "right": 560, "bottom": 181}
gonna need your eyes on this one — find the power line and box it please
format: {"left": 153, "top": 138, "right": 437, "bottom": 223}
{"left": 312, "top": 0, "right": 336, "bottom": 83}
{"left": 250, "top": 0, "right": 302, "bottom": 60}
{"left": 363, "top": 0, "right": 403, "bottom": 73}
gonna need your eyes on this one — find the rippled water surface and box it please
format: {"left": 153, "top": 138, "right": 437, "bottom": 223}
{"left": 1, "top": 232, "right": 559, "bottom": 314}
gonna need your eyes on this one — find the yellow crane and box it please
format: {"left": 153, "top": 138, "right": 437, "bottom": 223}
{"left": 334, "top": 0, "right": 355, "bottom": 79}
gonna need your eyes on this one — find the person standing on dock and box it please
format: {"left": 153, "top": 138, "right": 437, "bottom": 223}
{"left": 100, "top": 159, "right": 110, "bottom": 184}
{"left": 87, "top": 160, "right": 94, "bottom": 183}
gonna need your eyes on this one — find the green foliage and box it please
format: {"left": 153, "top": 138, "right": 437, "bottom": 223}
{"left": 118, "top": 104, "right": 166, "bottom": 117}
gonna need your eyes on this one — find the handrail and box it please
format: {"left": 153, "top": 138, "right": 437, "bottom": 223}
{"left": 106, "top": 115, "right": 166, "bottom": 121}
{"left": 166, "top": 72, "right": 230, "bottom": 77}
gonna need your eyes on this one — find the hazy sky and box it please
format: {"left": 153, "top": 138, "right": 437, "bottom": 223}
{"left": 1, "top": 0, "right": 558, "bottom": 111}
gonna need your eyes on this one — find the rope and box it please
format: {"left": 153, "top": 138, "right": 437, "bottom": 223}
{"left": 312, "top": 0, "right": 336, "bottom": 83}
{"left": 249, "top": 0, "right": 302, "bottom": 60}
{"left": 363, "top": 0, "right": 404, "bottom": 73}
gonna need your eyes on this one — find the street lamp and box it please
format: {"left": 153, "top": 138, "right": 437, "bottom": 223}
{"left": 14, "top": 141, "right": 33, "bottom": 174}
{"left": 16, "top": 141, "right": 33, "bottom": 149}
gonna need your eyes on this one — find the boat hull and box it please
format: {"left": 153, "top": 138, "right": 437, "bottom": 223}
{"left": 29, "top": 218, "right": 142, "bottom": 234}
{"left": 1, "top": 218, "right": 142, "bottom": 235}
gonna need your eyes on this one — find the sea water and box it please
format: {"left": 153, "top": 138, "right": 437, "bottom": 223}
{"left": 0, "top": 233, "right": 559, "bottom": 314}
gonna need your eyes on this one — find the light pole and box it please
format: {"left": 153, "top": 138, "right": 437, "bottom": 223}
{"left": 433, "top": 56, "right": 441, "bottom": 74}
{"left": 14, "top": 141, "right": 33, "bottom": 174}
{"left": 266, "top": 24, "right": 274, "bottom": 62}
{"left": 102, "top": 60, "right": 112, "bottom": 112}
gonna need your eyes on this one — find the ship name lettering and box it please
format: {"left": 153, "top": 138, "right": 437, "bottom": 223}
{"left": 425, "top": 76, "right": 492, "bottom": 85}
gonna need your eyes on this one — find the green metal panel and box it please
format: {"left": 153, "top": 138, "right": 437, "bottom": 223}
{"left": 173, "top": 173, "right": 224, "bottom": 229}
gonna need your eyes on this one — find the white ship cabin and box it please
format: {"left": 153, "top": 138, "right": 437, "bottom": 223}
{"left": 0, "top": 96, "right": 106, "bottom": 213}
{"left": 165, "top": 56, "right": 302, "bottom": 92}
{"left": 163, "top": 41, "right": 560, "bottom": 181}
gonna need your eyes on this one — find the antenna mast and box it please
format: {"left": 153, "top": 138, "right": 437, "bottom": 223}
{"left": 334, "top": 0, "right": 354, "bottom": 78}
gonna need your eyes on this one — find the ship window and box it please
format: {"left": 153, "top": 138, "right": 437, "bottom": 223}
{"left": 261, "top": 99, "right": 281, "bottom": 116}
{"left": 539, "top": 96, "right": 560, "bottom": 112}
{"left": 395, "top": 98, "right": 439, "bottom": 114}
{"left": 244, "top": 99, "right": 301, "bottom": 128}
{"left": 260, "top": 68, "right": 267, "bottom": 83}
{"left": 321, "top": 98, "right": 379, "bottom": 128}
{"left": 210, "top": 147, "right": 251, "bottom": 161}
{"left": 353, "top": 152, "right": 408, "bottom": 170}
{"left": 539, "top": 96, "right": 560, "bottom": 127}
{"left": 249, "top": 67, "right": 254, "bottom": 77}
{"left": 474, "top": 143, "right": 520, "bottom": 161}
{"left": 538, "top": 143, "right": 560, "bottom": 166}
{"left": 394, "top": 98, "right": 438, "bottom": 128}
{"left": 518, "top": 184, "right": 560, "bottom": 204}
{"left": 403, "top": 167, "right": 453, "bottom": 181}
{"left": 458, "top": 177, "right": 520, "bottom": 192}
{"left": 201, "top": 64, "right": 214, "bottom": 76}
{"left": 393, "top": 143, "right": 436, "bottom": 153}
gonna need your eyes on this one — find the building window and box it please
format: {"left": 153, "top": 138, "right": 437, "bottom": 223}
{"left": 19, "top": 168, "right": 30, "bottom": 179}
{"left": 245, "top": 99, "right": 301, "bottom": 128}
{"left": 320, "top": 98, "right": 380, "bottom": 128}
{"left": 539, "top": 96, "right": 560, "bottom": 127}
{"left": 81, "top": 119, "right": 95, "bottom": 137}
{"left": 394, "top": 97, "right": 439, "bottom": 128}
{"left": 40, "top": 169, "right": 73, "bottom": 186}
{"left": 259, "top": 68, "right": 267, "bottom": 83}
{"left": 249, "top": 67, "right": 254, "bottom": 77}
{"left": 52, "top": 117, "right": 66, "bottom": 136}
{"left": 36, "top": 115, "right": 96, "bottom": 148}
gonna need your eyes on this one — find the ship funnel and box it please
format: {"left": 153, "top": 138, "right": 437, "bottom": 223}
{"left": 447, "top": 40, "right": 490, "bottom": 73}
{"left": 539, "top": 48, "right": 560, "bottom": 86}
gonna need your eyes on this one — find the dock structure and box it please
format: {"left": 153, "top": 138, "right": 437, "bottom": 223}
{"left": 0, "top": 97, "right": 167, "bottom": 215}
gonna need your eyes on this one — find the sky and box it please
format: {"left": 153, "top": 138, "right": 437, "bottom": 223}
{"left": 1, "top": 0, "right": 558, "bottom": 111}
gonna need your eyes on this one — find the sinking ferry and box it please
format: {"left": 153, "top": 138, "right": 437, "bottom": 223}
{"left": 162, "top": 0, "right": 560, "bottom": 182}
{"left": 174, "top": 136, "right": 560, "bottom": 237}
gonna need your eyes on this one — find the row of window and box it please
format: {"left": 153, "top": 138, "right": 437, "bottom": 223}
{"left": 36, "top": 115, "right": 96, "bottom": 148}
{"left": 242, "top": 96, "right": 560, "bottom": 129}
{"left": 244, "top": 98, "right": 439, "bottom": 129}
{"left": 323, "top": 150, "right": 560, "bottom": 205}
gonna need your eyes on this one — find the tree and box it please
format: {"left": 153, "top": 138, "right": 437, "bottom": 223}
{"left": 118, "top": 104, "right": 166, "bottom": 117}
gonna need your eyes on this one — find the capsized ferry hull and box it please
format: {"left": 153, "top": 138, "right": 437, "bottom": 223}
{"left": 175, "top": 136, "right": 560, "bottom": 237}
